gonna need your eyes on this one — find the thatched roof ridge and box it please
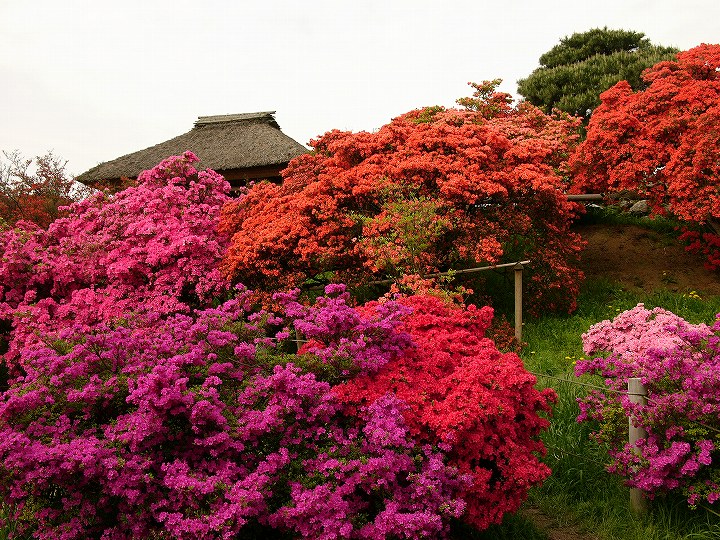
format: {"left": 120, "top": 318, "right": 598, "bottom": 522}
{"left": 77, "top": 111, "right": 308, "bottom": 185}
{"left": 194, "top": 112, "right": 281, "bottom": 127}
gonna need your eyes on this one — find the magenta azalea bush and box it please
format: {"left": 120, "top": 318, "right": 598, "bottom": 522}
{"left": 0, "top": 151, "right": 231, "bottom": 372}
{"left": 0, "top": 154, "right": 554, "bottom": 538}
{"left": 576, "top": 304, "right": 720, "bottom": 506}
{"left": 0, "top": 285, "right": 471, "bottom": 539}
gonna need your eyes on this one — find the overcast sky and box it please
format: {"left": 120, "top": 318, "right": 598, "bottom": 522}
{"left": 1, "top": 0, "right": 718, "bottom": 177}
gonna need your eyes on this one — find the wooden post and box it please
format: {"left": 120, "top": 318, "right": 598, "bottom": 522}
{"left": 514, "top": 263, "right": 523, "bottom": 342}
{"left": 628, "top": 377, "right": 648, "bottom": 514}
{"left": 294, "top": 327, "right": 305, "bottom": 354}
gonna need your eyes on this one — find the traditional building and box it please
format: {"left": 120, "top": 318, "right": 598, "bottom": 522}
{"left": 76, "top": 112, "right": 308, "bottom": 192}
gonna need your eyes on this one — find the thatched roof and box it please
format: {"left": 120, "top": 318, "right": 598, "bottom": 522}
{"left": 76, "top": 112, "right": 308, "bottom": 185}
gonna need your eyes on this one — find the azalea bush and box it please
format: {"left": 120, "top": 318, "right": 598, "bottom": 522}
{"left": 336, "top": 294, "right": 557, "bottom": 530}
{"left": 575, "top": 304, "right": 720, "bottom": 506}
{"left": 570, "top": 44, "right": 720, "bottom": 270}
{"left": 0, "top": 153, "right": 558, "bottom": 538}
{"left": 0, "top": 151, "right": 231, "bottom": 371}
{"left": 220, "top": 81, "right": 585, "bottom": 314}
{"left": 0, "top": 285, "right": 472, "bottom": 539}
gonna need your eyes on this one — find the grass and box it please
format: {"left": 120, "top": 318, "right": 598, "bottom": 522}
{"left": 0, "top": 504, "right": 25, "bottom": 540}
{"left": 520, "top": 277, "right": 720, "bottom": 540}
{"left": 450, "top": 513, "right": 549, "bottom": 539}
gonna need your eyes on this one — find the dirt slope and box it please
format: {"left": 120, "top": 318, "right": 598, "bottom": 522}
{"left": 577, "top": 223, "right": 720, "bottom": 296}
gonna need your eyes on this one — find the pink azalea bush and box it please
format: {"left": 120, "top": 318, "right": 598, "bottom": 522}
{"left": 0, "top": 151, "right": 231, "bottom": 372}
{"left": 0, "top": 154, "right": 556, "bottom": 538}
{"left": 576, "top": 304, "right": 720, "bottom": 506}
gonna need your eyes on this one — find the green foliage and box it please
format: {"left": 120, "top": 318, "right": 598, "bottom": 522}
{"left": 410, "top": 105, "right": 445, "bottom": 124}
{"left": 361, "top": 196, "right": 452, "bottom": 277}
{"left": 517, "top": 28, "right": 677, "bottom": 120}
{"left": 577, "top": 204, "right": 681, "bottom": 234}
{"left": 0, "top": 503, "right": 30, "bottom": 540}
{"left": 539, "top": 28, "right": 653, "bottom": 68}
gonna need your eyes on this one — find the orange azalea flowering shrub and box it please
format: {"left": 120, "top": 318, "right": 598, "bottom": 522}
{"left": 220, "top": 82, "right": 584, "bottom": 314}
{"left": 570, "top": 44, "right": 720, "bottom": 269}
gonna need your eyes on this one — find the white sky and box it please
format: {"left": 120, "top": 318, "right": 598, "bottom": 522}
{"left": 1, "top": 0, "right": 718, "bottom": 177}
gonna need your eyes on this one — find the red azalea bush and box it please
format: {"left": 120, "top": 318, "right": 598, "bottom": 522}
{"left": 335, "top": 294, "right": 557, "bottom": 529}
{"left": 576, "top": 304, "right": 720, "bottom": 506}
{"left": 220, "top": 81, "right": 585, "bottom": 314}
{"left": 570, "top": 44, "right": 720, "bottom": 269}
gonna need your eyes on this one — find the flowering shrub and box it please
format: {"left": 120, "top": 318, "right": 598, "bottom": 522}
{"left": 0, "top": 151, "right": 231, "bottom": 370}
{"left": 576, "top": 304, "right": 720, "bottom": 506}
{"left": 220, "top": 81, "right": 584, "bottom": 314}
{"left": 336, "top": 295, "right": 557, "bottom": 529}
{"left": 570, "top": 44, "right": 720, "bottom": 270}
{"left": 0, "top": 286, "right": 470, "bottom": 539}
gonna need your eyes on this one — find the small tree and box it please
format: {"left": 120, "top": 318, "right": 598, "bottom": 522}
{"left": 517, "top": 28, "right": 677, "bottom": 121}
{"left": 0, "top": 151, "right": 91, "bottom": 228}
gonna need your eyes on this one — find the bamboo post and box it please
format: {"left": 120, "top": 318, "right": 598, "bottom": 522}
{"left": 294, "top": 327, "right": 305, "bottom": 354}
{"left": 514, "top": 262, "right": 523, "bottom": 342}
{"left": 628, "top": 377, "right": 648, "bottom": 514}
{"left": 362, "top": 260, "right": 531, "bottom": 287}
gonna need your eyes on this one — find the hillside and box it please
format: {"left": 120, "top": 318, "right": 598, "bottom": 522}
{"left": 578, "top": 223, "right": 720, "bottom": 296}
